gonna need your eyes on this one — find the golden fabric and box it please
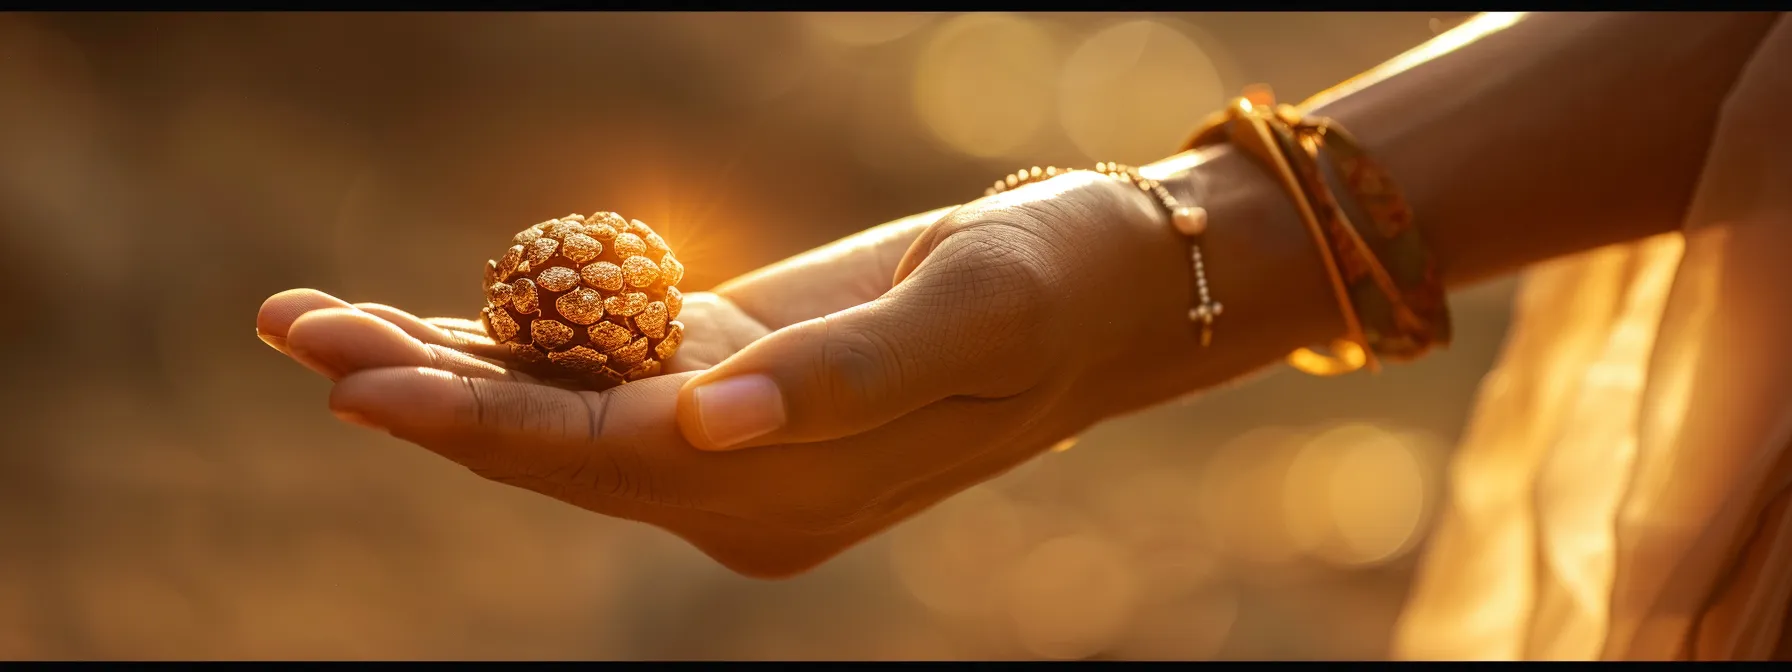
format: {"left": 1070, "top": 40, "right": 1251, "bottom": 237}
{"left": 1394, "top": 16, "right": 1792, "bottom": 661}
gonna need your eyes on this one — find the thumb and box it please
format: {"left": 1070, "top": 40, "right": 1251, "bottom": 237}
{"left": 676, "top": 228, "right": 1053, "bottom": 451}
{"left": 673, "top": 297, "right": 951, "bottom": 451}
{"left": 674, "top": 241, "right": 1044, "bottom": 451}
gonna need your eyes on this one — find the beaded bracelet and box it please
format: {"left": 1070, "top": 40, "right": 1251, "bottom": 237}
{"left": 985, "top": 163, "right": 1223, "bottom": 347}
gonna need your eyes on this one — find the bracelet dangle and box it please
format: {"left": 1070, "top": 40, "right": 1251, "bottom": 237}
{"left": 984, "top": 163, "right": 1223, "bottom": 347}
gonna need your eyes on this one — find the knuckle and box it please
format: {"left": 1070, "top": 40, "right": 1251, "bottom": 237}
{"left": 457, "top": 374, "right": 489, "bottom": 427}
{"left": 479, "top": 379, "right": 578, "bottom": 440}
{"left": 423, "top": 376, "right": 506, "bottom": 469}
{"left": 573, "top": 390, "right": 668, "bottom": 505}
{"left": 930, "top": 208, "right": 1064, "bottom": 295}
{"left": 929, "top": 229, "right": 1060, "bottom": 358}
{"left": 456, "top": 381, "right": 644, "bottom": 492}
{"left": 816, "top": 318, "right": 904, "bottom": 417}
{"left": 424, "top": 344, "right": 471, "bottom": 373}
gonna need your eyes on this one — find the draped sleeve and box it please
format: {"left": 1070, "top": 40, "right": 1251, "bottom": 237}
{"left": 1392, "top": 13, "right": 1792, "bottom": 661}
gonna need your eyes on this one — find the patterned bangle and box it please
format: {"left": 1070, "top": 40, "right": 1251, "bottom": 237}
{"left": 985, "top": 163, "right": 1223, "bottom": 346}
{"left": 1183, "top": 86, "right": 1450, "bottom": 374}
{"left": 1187, "top": 92, "right": 1374, "bottom": 374}
{"left": 1299, "top": 118, "right": 1451, "bottom": 360}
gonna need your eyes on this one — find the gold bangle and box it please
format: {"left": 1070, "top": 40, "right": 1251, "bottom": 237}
{"left": 1187, "top": 92, "right": 1375, "bottom": 374}
{"left": 985, "top": 163, "right": 1222, "bottom": 347}
{"left": 1184, "top": 86, "right": 1449, "bottom": 375}
{"left": 1295, "top": 116, "right": 1452, "bottom": 361}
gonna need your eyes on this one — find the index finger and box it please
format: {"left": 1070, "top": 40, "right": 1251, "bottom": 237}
{"left": 329, "top": 367, "right": 704, "bottom": 515}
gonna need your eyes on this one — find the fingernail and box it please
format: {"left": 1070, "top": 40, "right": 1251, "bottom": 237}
{"left": 331, "top": 408, "right": 382, "bottom": 431}
{"left": 257, "top": 331, "right": 290, "bottom": 355}
{"left": 690, "top": 374, "right": 786, "bottom": 450}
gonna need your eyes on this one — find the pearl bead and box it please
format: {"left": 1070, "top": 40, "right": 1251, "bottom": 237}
{"left": 1172, "top": 206, "right": 1209, "bottom": 236}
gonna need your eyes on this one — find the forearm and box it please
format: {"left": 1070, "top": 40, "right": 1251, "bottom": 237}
{"left": 1312, "top": 11, "right": 1778, "bottom": 285}
{"left": 1154, "top": 13, "right": 1778, "bottom": 286}
{"left": 1090, "top": 12, "right": 1781, "bottom": 419}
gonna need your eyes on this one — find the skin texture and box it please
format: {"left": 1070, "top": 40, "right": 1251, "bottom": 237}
{"left": 258, "top": 13, "right": 1784, "bottom": 578}
{"left": 258, "top": 176, "right": 1198, "bottom": 578}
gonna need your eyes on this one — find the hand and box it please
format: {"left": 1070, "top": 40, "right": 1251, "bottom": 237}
{"left": 672, "top": 172, "right": 1203, "bottom": 454}
{"left": 259, "top": 173, "right": 1196, "bottom": 577}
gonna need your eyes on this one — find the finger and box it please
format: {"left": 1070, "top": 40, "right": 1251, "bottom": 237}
{"left": 426, "top": 317, "right": 490, "bottom": 337}
{"left": 352, "top": 302, "right": 511, "bottom": 359}
{"left": 327, "top": 367, "right": 700, "bottom": 521}
{"left": 675, "top": 232, "right": 1043, "bottom": 451}
{"left": 256, "top": 288, "right": 356, "bottom": 353}
{"left": 326, "top": 366, "right": 1051, "bottom": 538}
{"left": 286, "top": 307, "right": 527, "bottom": 383}
{"left": 714, "top": 207, "right": 952, "bottom": 330}
{"left": 329, "top": 366, "right": 1069, "bottom": 579}
{"left": 352, "top": 303, "right": 462, "bottom": 343}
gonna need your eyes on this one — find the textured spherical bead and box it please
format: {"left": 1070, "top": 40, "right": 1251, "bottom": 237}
{"left": 482, "top": 212, "right": 685, "bottom": 389}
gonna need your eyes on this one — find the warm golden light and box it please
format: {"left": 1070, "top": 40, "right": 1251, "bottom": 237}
{"left": 1327, "top": 428, "right": 1430, "bottom": 565}
{"left": 1197, "top": 427, "right": 1308, "bottom": 566}
{"left": 1284, "top": 423, "right": 1434, "bottom": 567}
{"left": 798, "top": 12, "right": 937, "bottom": 46}
{"left": 1527, "top": 234, "right": 1684, "bottom": 660}
{"left": 912, "top": 13, "right": 1060, "bottom": 159}
{"left": 1058, "top": 20, "right": 1226, "bottom": 164}
{"left": 1112, "top": 591, "right": 1239, "bottom": 661}
{"left": 890, "top": 486, "right": 1031, "bottom": 617}
{"left": 1089, "top": 470, "right": 1213, "bottom": 577}
{"left": 8, "top": 11, "right": 1548, "bottom": 661}
{"left": 1005, "top": 534, "right": 1140, "bottom": 660}
{"left": 1303, "top": 12, "right": 1525, "bottom": 111}
{"left": 1394, "top": 233, "right": 1688, "bottom": 661}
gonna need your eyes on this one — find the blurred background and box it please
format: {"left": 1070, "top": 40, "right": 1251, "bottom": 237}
{"left": 0, "top": 11, "right": 1518, "bottom": 660}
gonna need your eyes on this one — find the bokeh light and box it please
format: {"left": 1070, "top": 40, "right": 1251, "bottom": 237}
{"left": 1058, "top": 19, "right": 1227, "bottom": 163}
{"left": 1089, "top": 470, "right": 1213, "bottom": 583}
{"left": 1284, "top": 423, "right": 1439, "bottom": 567}
{"left": 1004, "top": 534, "right": 1140, "bottom": 660}
{"left": 890, "top": 486, "right": 1032, "bottom": 617}
{"left": 1112, "top": 590, "right": 1239, "bottom": 660}
{"left": 0, "top": 12, "right": 1491, "bottom": 661}
{"left": 1197, "top": 426, "right": 1310, "bottom": 566}
{"left": 912, "top": 13, "right": 1062, "bottom": 159}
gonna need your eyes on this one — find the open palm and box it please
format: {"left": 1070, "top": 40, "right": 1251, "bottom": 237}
{"left": 260, "top": 211, "right": 943, "bottom": 384}
{"left": 256, "top": 209, "right": 966, "bottom": 576}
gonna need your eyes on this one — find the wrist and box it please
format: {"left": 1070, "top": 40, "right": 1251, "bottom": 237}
{"left": 1074, "top": 146, "right": 1343, "bottom": 420}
